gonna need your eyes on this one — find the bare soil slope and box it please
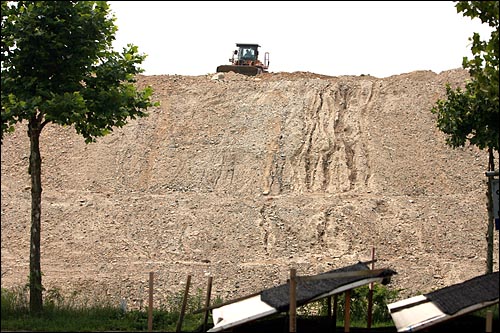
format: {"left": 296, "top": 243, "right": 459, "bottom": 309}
{"left": 1, "top": 69, "right": 498, "bottom": 310}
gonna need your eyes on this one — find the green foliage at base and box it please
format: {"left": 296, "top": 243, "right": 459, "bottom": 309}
{"left": 1, "top": 286, "right": 210, "bottom": 332}
{"left": 298, "top": 284, "right": 399, "bottom": 325}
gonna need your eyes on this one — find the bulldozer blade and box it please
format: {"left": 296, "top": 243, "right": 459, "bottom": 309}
{"left": 216, "top": 65, "right": 260, "bottom": 76}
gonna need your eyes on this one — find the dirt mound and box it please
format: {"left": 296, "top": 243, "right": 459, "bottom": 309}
{"left": 1, "top": 68, "right": 498, "bottom": 310}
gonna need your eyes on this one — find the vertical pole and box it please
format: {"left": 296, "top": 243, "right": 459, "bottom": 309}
{"left": 344, "top": 290, "right": 351, "bottom": 333}
{"left": 486, "top": 310, "right": 493, "bottom": 333}
{"left": 327, "top": 296, "right": 332, "bottom": 332}
{"left": 332, "top": 294, "right": 338, "bottom": 332}
{"left": 148, "top": 272, "right": 154, "bottom": 332}
{"left": 202, "top": 276, "right": 213, "bottom": 332}
{"left": 289, "top": 268, "right": 297, "bottom": 333}
{"left": 176, "top": 275, "right": 191, "bottom": 333}
{"left": 367, "top": 246, "right": 375, "bottom": 329}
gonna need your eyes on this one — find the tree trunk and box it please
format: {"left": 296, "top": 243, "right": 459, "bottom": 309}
{"left": 28, "top": 118, "right": 43, "bottom": 314}
{"left": 486, "top": 148, "right": 494, "bottom": 274}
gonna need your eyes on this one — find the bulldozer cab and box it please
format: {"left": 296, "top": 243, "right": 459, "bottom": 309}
{"left": 237, "top": 44, "right": 259, "bottom": 61}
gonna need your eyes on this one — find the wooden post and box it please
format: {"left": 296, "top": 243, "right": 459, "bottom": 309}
{"left": 289, "top": 268, "right": 297, "bottom": 333}
{"left": 332, "top": 294, "right": 338, "bottom": 332}
{"left": 367, "top": 246, "right": 375, "bottom": 329}
{"left": 344, "top": 290, "right": 351, "bottom": 333}
{"left": 486, "top": 310, "right": 493, "bottom": 333}
{"left": 176, "top": 275, "right": 191, "bottom": 333}
{"left": 327, "top": 296, "right": 332, "bottom": 332}
{"left": 148, "top": 272, "right": 154, "bottom": 332}
{"left": 202, "top": 276, "right": 213, "bottom": 332}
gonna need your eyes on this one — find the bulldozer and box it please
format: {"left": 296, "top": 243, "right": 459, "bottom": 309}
{"left": 216, "top": 43, "right": 269, "bottom": 76}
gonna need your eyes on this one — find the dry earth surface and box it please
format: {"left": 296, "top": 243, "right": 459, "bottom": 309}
{"left": 1, "top": 68, "right": 499, "bottom": 312}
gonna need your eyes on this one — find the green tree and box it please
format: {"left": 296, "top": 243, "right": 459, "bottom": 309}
{"left": 431, "top": 1, "right": 499, "bottom": 273}
{"left": 1, "top": 1, "right": 159, "bottom": 313}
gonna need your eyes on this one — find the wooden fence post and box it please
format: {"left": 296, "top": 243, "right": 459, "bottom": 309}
{"left": 176, "top": 275, "right": 191, "bottom": 333}
{"left": 367, "top": 246, "right": 375, "bottom": 329}
{"left": 289, "top": 268, "right": 297, "bottom": 333}
{"left": 332, "top": 294, "right": 338, "bottom": 332}
{"left": 344, "top": 289, "right": 351, "bottom": 333}
{"left": 202, "top": 276, "right": 213, "bottom": 332}
{"left": 148, "top": 272, "right": 154, "bottom": 332}
{"left": 486, "top": 310, "right": 493, "bottom": 333}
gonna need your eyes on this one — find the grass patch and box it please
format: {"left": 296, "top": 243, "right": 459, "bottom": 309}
{"left": 1, "top": 285, "right": 215, "bottom": 332}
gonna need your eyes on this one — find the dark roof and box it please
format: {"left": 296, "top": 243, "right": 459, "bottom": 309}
{"left": 424, "top": 271, "right": 499, "bottom": 315}
{"left": 260, "top": 262, "right": 397, "bottom": 312}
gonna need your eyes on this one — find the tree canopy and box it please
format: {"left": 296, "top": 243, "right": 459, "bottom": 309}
{"left": 1, "top": 0, "right": 157, "bottom": 143}
{"left": 431, "top": 1, "right": 499, "bottom": 151}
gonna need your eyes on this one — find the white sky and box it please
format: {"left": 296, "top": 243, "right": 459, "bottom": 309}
{"left": 109, "top": 1, "right": 494, "bottom": 78}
